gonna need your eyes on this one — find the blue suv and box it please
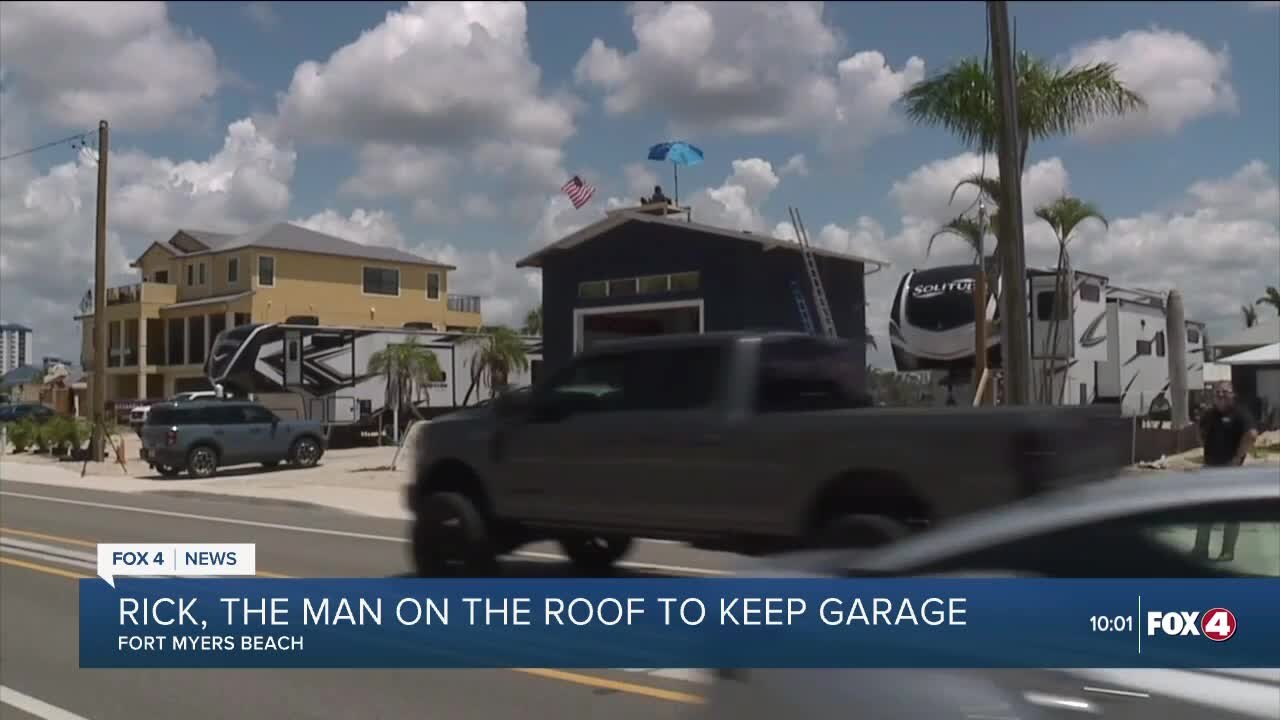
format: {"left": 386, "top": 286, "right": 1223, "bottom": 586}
{"left": 141, "top": 400, "right": 326, "bottom": 478}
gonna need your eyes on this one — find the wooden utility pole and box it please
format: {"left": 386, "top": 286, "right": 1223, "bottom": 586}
{"left": 91, "top": 120, "right": 110, "bottom": 462}
{"left": 988, "top": 1, "right": 1032, "bottom": 405}
{"left": 1166, "top": 290, "right": 1189, "bottom": 428}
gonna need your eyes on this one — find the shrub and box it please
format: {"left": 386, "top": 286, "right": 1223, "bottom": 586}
{"left": 32, "top": 420, "right": 54, "bottom": 453}
{"left": 5, "top": 420, "right": 34, "bottom": 453}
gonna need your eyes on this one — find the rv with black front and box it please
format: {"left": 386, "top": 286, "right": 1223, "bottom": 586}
{"left": 407, "top": 331, "right": 1131, "bottom": 576}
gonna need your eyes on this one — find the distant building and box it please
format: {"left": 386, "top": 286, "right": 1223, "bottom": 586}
{"left": 77, "top": 222, "right": 482, "bottom": 404}
{"left": 42, "top": 355, "right": 73, "bottom": 370}
{"left": 0, "top": 323, "right": 33, "bottom": 374}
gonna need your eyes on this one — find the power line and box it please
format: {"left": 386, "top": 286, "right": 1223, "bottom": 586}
{"left": 0, "top": 129, "right": 95, "bottom": 163}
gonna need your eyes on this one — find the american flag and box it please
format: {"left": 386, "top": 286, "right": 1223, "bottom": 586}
{"left": 561, "top": 175, "right": 595, "bottom": 209}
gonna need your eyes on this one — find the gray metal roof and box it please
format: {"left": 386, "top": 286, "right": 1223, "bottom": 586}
{"left": 0, "top": 323, "right": 33, "bottom": 332}
{"left": 212, "top": 223, "right": 453, "bottom": 268}
{"left": 137, "top": 223, "right": 454, "bottom": 269}
{"left": 1216, "top": 322, "right": 1280, "bottom": 349}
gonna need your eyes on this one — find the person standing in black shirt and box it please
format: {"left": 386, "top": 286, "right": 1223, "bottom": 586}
{"left": 1192, "top": 382, "right": 1258, "bottom": 561}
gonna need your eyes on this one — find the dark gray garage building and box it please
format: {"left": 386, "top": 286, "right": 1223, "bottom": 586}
{"left": 516, "top": 204, "right": 888, "bottom": 383}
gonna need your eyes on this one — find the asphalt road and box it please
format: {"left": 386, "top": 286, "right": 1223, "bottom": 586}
{"left": 0, "top": 477, "right": 741, "bottom": 720}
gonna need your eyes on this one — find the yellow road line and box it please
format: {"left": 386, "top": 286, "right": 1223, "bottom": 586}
{"left": 1, "top": 526, "right": 97, "bottom": 548}
{"left": 0, "top": 536, "right": 706, "bottom": 706}
{"left": 2, "top": 527, "right": 297, "bottom": 579}
{"left": 514, "top": 668, "right": 704, "bottom": 704}
{"left": 0, "top": 555, "right": 90, "bottom": 580}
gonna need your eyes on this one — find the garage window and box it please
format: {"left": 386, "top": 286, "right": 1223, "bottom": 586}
{"left": 608, "top": 278, "right": 637, "bottom": 297}
{"left": 638, "top": 275, "right": 669, "bottom": 294}
{"left": 669, "top": 272, "right": 700, "bottom": 291}
{"left": 578, "top": 281, "right": 607, "bottom": 299}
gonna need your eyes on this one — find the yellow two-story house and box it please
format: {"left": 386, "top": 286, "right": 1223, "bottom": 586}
{"left": 79, "top": 222, "right": 483, "bottom": 406}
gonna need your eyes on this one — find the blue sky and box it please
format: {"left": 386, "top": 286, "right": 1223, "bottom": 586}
{"left": 2, "top": 1, "right": 1277, "bottom": 363}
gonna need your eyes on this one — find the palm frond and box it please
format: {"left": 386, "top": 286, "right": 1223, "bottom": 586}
{"left": 901, "top": 59, "right": 1000, "bottom": 153}
{"left": 950, "top": 173, "right": 1003, "bottom": 208}
{"left": 928, "top": 215, "right": 987, "bottom": 260}
{"left": 1033, "top": 196, "right": 1108, "bottom": 248}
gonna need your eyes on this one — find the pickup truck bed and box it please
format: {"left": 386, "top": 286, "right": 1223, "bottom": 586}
{"left": 408, "top": 332, "right": 1132, "bottom": 576}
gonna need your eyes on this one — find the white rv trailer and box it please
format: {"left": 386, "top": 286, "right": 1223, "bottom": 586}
{"left": 889, "top": 265, "right": 1205, "bottom": 417}
{"left": 206, "top": 322, "right": 542, "bottom": 440}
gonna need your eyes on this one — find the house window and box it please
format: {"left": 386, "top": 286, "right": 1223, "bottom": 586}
{"left": 1079, "top": 283, "right": 1101, "bottom": 302}
{"left": 578, "top": 280, "right": 607, "bottom": 299}
{"left": 1136, "top": 339, "right": 1152, "bottom": 356}
{"left": 154, "top": 270, "right": 169, "bottom": 284}
{"left": 669, "top": 271, "right": 700, "bottom": 292}
{"left": 186, "top": 264, "right": 194, "bottom": 286}
{"left": 227, "top": 257, "right": 239, "bottom": 285}
{"left": 198, "top": 262, "right": 207, "bottom": 285}
{"left": 1154, "top": 331, "right": 1166, "bottom": 358}
{"left": 1187, "top": 327, "right": 1201, "bottom": 344}
{"left": 258, "top": 256, "right": 275, "bottom": 287}
{"left": 234, "top": 313, "right": 252, "bottom": 327}
{"left": 363, "top": 266, "right": 400, "bottom": 296}
{"left": 426, "top": 271, "right": 441, "bottom": 301}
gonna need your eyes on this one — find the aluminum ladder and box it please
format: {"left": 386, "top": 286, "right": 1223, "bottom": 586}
{"left": 788, "top": 206, "right": 838, "bottom": 338}
{"left": 789, "top": 279, "right": 817, "bottom": 335}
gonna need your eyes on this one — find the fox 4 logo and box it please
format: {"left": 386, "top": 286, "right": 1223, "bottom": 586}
{"left": 1146, "top": 608, "right": 1237, "bottom": 642}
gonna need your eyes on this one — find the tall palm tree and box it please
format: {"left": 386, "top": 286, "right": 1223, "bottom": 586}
{"left": 1242, "top": 304, "right": 1259, "bottom": 328}
{"left": 1257, "top": 286, "right": 1280, "bottom": 316}
{"left": 368, "top": 339, "right": 443, "bottom": 442}
{"left": 461, "top": 327, "right": 530, "bottom": 405}
{"left": 902, "top": 53, "right": 1146, "bottom": 174}
{"left": 1033, "top": 196, "right": 1108, "bottom": 403}
{"left": 904, "top": 53, "right": 1143, "bottom": 404}
{"left": 523, "top": 305, "right": 543, "bottom": 336}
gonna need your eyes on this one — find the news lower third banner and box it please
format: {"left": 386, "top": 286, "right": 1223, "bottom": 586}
{"left": 80, "top": 577, "right": 1279, "bottom": 669}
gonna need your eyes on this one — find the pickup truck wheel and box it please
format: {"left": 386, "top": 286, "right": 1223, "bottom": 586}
{"left": 558, "top": 535, "right": 633, "bottom": 574}
{"left": 289, "top": 437, "right": 322, "bottom": 468}
{"left": 819, "top": 514, "right": 909, "bottom": 549}
{"left": 186, "top": 446, "right": 218, "bottom": 479}
{"left": 412, "top": 492, "right": 497, "bottom": 577}
{"left": 156, "top": 464, "right": 182, "bottom": 478}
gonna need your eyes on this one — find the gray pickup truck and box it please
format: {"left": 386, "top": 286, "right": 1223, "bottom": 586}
{"left": 408, "top": 331, "right": 1130, "bottom": 576}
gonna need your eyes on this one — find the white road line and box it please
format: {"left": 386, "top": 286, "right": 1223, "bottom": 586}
{"left": 1, "top": 685, "right": 93, "bottom": 720}
{"left": 0, "top": 490, "right": 729, "bottom": 577}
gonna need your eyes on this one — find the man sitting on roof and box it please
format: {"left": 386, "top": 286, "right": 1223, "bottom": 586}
{"left": 644, "top": 185, "right": 670, "bottom": 206}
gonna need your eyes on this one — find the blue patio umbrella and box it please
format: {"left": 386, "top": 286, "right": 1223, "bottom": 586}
{"left": 647, "top": 141, "right": 704, "bottom": 205}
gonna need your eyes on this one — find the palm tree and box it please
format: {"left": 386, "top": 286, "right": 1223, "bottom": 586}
{"left": 461, "top": 327, "right": 530, "bottom": 405}
{"left": 902, "top": 53, "right": 1146, "bottom": 174}
{"left": 1242, "top": 304, "right": 1259, "bottom": 328}
{"left": 523, "top": 305, "right": 543, "bottom": 336}
{"left": 1033, "top": 196, "right": 1108, "bottom": 403}
{"left": 368, "top": 339, "right": 443, "bottom": 443}
{"left": 1257, "top": 286, "right": 1280, "bottom": 316}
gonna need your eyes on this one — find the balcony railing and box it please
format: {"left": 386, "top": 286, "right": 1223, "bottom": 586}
{"left": 103, "top": 282, "right": 177, "bottom": 307}
{"left": 447, "top": 294, "right": 482, "bottom": 314}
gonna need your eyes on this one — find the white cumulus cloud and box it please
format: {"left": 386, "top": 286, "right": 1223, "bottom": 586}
{"left": 0, "top": 1, "right": 220, "bottom": 129}
{"left": 1066, "top": 27, "right": 1238, "bottom": 139}
{"left": 575, "top": 1, "right": 923, "bottom": 150}
{"left": 1, "top": 118, "right": 295, "bottom": 360}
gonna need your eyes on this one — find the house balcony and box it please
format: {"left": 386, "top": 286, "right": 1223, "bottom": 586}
{"left": 446, "top": 293, "right": 483, "bottom": 328}
{"left": 105, "top": 282, "right": 177, "bottom": 308}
